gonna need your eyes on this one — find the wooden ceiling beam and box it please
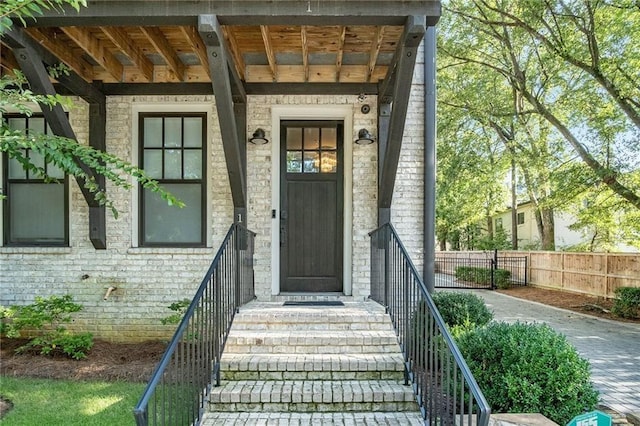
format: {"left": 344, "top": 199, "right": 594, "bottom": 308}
{"left": 27, "top": 2, "right": 442, "bottom": 27}
{"left": 259, "top": 25, "right": 277, "bottom": 82}
{"left": 301, "top": 25, "right": 309, "bottom": 82}
{"left": 180, "top": 25, "right": 211, "bottom": 79}
{"left": 378, "top": 16, "right": 426, "bottom": 209}
{"left": 0, "top": 44, "right": 20, "bottom": 74}
{"left": 62, "top": 26, "right": 123, "bottom": 81}
{"left": 101, "top": 27, "right": 154, "bottom": 82}
{"left": 335, "top": 26, "right": 346, "bottom": 82}
{"left": 198, "top": 14, "right": 246, "bottom": 209}
{"left": 140, "top": 26, "right": 185, "bottom": 81}
{"left": 24, "top": 28, "right": 94, "bottom": 81}
{"left": 367, "top": 26, "right": 385, "bottom": 83}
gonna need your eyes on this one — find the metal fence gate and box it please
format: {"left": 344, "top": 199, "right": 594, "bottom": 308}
{"left": 434, "top": 250, "right": 528, "bottom": 289}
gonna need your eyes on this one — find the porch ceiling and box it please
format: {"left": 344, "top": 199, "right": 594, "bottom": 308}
{"left": 1, "top": 0, "right": 441, "bottom": 92}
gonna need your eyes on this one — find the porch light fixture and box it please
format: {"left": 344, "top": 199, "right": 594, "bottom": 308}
{"left": 249, "top": 128, "right": 269, "bottom": 145}
{"left": 355, "top": 128, "right": 375, "bottom": 145}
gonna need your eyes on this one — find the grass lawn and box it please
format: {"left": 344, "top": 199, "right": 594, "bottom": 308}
{"left": 0, "top": 376, "right": 146, "bottom": 425}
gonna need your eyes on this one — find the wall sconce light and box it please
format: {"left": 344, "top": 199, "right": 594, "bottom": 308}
{"left": 249, "top": 128, "right": 269, "bottom": 145}
{"left": 355, "top": 128, "right": 375, "bottom": 145}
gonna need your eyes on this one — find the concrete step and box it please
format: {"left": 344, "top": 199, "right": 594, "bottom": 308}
{"left": 201, "top": 411, "right": 424, "bottom": 425}
{"left": 223, "top": 330, "right": 400, "bottom": 354}
{"left": 208, "top": 379, "right": 418, "bottom": 413}
{"left": 220, "top": 353, "right": 405, "bottom": 381}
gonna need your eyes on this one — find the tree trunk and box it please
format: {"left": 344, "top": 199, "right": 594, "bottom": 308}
{"left": 511, "top": 158, "right": 518, "bottom": 250}
{"left": 541, "top": 208, "right": 555, "bottom": 250}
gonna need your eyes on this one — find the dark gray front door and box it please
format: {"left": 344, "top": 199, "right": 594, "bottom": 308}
{"left": 280, "top": 121, "right": 344, "bottom": 292}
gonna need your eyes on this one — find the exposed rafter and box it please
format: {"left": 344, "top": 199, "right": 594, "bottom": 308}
{"left": 140, "top": 26, "right": 185, "bottom": 81}
{"left": 335, "top": 26, "right": 346, "bottom": 82}
{"left": 61, "top": 27, "right": 123, "bottom": 81}
{"left": 180, "top": 26, "right": 210, "bottom": 79}
{"left": 24, "top": 28, "right": 94, "bottom": 81}
{"left": 367, "top": 26, "right": 385, "bottom": 83}
{"left": 260, "top": 25, "right": 277, "bottom": 82}
{"left": 101, "top": 27, "right": 154, "bottom": 82}
{"left": 301, "top": 25, "right": 309, "bottom": 82}
{"left": 221, "top": 26, "right": 245, "bottom": 80}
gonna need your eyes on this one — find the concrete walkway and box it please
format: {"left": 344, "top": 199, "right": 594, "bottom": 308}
{"left": 457, "top": 289, "right": 640, "bottom": 417}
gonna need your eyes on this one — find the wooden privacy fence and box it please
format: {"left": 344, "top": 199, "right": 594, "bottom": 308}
{"left": 434, "top": 251, "right": 640, "bottom": 299}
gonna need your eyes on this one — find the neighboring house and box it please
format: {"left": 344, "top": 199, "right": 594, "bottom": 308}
{"left": 0, "top": 1, "right": 441, "bottom": 341}
{"left": 492, "top": 202, "right": 636, "bottom": 252}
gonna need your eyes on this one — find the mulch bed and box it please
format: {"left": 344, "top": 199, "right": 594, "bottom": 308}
{"left": 0, "top": 338, "right": 167, "bottom": 383}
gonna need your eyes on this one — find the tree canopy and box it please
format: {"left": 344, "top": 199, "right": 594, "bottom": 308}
{"left": 437, "top": 0, "right": 640, "bottom": 251}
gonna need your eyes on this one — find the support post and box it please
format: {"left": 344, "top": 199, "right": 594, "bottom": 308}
{"left": 423, "top": 26, "right": 436, "bottom": 293}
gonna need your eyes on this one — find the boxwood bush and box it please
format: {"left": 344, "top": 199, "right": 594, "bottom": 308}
{"left": 455, "top": 322, "right": 599, "bottom": 425}
{"left": 611, "top": 287, "right": 640, "bottom": 319}
{"left": 455, "top": 266, "right": 511, "bottom": 289}
{"left": 432, "top": 291, "right": 493, "bottom": 331}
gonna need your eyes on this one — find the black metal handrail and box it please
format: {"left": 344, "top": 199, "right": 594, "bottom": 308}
{"left": 369, "top": 223, "right": 490, "bottom": 425}
{"left": 133, "top": 222, "right": 256, "bottom": 426}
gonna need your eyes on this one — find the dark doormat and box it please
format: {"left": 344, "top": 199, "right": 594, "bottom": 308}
{"left": 283, "top": 301, "right": 345, "bottom": 307}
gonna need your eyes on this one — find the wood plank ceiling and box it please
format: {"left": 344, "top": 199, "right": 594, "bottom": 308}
{"left": 1, "top": 24, "right": 405, "bottom": 85}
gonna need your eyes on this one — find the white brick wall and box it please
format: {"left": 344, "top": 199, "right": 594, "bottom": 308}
{"left": 1, "top": 78, "right": 426, "bottom": 341}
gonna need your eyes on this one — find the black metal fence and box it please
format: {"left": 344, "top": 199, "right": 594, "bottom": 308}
{"left": 133, "top": 223, "right": 256, "bottom": 426}
{"left": 370, "top": 224, "right": 490, "bottom": 425}
{"left": 435, "top": 250, "right": 528, "bottom": 289}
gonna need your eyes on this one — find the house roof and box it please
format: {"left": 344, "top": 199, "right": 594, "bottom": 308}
{"left": 1, "top": 1, "right": 441, "bottom": 94}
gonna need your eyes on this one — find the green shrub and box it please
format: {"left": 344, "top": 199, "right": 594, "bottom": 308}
{"left": 611, "top": 287, "right": 640, "bottom": 319}
{"left": 455, "top": 266, "right": 511, "bottom": 288}
{"left": 160, "top": 298, "right": 191, "bottom": 325}
{"left": 1, "top": 295, "right": 93, "bottom": 360}
{"left": 455, "top": 322, "right": 599, "bottom": 425}
{"left": 432, "top": 291, "right": 493, "bottom": 330}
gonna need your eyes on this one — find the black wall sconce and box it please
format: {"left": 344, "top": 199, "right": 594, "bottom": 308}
{"left": 249, "top": 128, "right": 269, "bottom": 145}
{"left": 355, "top": 128, "right": 375, "bottom": 145}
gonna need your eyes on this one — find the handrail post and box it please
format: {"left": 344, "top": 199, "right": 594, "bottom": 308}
{"left": 403, "top": 259, "right": 410, "bottom": 386}
{"left": 383, "top": 225, "right": 390, "bottom": 312}
{"left": 234, "top": 225, "right": 241, "bottom": 313}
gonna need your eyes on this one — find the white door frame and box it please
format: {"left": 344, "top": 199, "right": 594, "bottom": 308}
{"left": 271, "top": 105, "right": 353, "bottom": 295}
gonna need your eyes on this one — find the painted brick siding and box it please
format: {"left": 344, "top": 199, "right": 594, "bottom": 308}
{"left": 1, "top": 68, "right": 426, "bottom": 341}
{"left": 0, "top": 96, "right": 233, "bottom": 342}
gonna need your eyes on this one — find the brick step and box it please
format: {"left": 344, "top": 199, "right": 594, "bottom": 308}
{"left": 220, "top": 353, "right": 405, "bottom": 381}
{"left": 201, "top": 411, "right": 424, "bottom": 425}
{"left": 223, "top": 330, "right": 400, "bottom": 354}
{"left": 231, "top": 320, "right": 393, "bottom": 331}
{"left": 232, "top": 310, "right": 393, "bottom": 328}
{"left": 208, "top": 380, "right": 418, "bottom": 413}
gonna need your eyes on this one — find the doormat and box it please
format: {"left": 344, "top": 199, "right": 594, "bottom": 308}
{"left": 283, "top": 301, "right": 344, "bottom": 307}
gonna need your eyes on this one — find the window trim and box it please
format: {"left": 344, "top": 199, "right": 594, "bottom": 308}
{"left": 137, "top": 112, "right": 207, "bottom": 248}
{"left": 2, "top": 113, "right": 70, "bottom": 247}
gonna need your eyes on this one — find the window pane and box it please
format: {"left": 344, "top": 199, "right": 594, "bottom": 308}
{"left": 164, "top": 117, "right": 182, "bottom": 147}
{"left": 144, "top": 184, "right": 202, "bottom": 244}
{"left": 183, "top": 150, "right": 202, "bottom": 179}
{"left": 10, "top": 183, "right": 65, "bottom": 243}
{"left": 320, "top": 127, "right": 337, "bottom": 149}
{"left": 30, "top": 150, "right": 46, "bottom": 177}
{"left": 287, "top": 128, "right": 303, "bottom": 150}
{"left": 287, "top": 151, "right": 302, "bottom": 173}
{"left": 183, "top": 117, "right": 202, "bottom": 147}
{"left": 8, "top": 154, "right": 27, "bottom": 179}
{"left": 8, "top": 117, "right": 26, "bottom": 132}
{"left": 144, "top": 117, "right": 162, "bottom": 147}
{"left": 47, "top": 161, "right": 65, "bottom": 180}
{"left": 320, "top": 151, "right": 337, "bottom": 173}
{"left": 304, "top": 128, "right": 320, "bottom": 150}
{"left": 29, "top": 117, "right": 45, "bottom": 135}
{"left": 144, "top": 149, "right": 163, "bottom": 179}
{"left": 303, "top": 152, "right": 319, "bottom": 173}
{"left": 164, "top": 149, "right": 182, "bottom": 179}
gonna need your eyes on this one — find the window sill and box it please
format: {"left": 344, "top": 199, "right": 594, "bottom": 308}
{"left": 0, "top": 246, "right": 72, "bottom": 255}
{"left": 127, "top": 247, "right": 214, "bottom": 255}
